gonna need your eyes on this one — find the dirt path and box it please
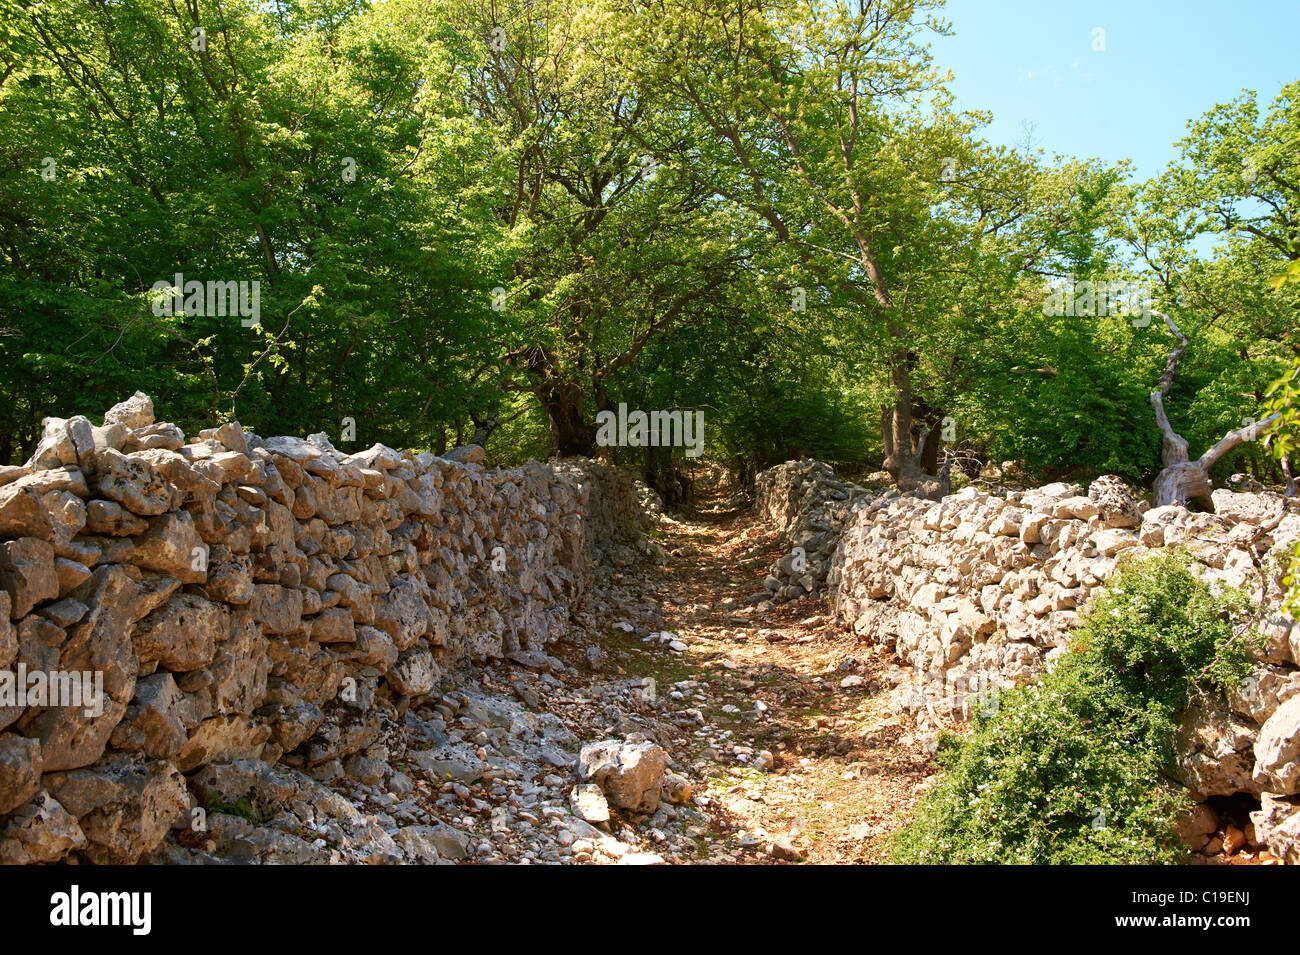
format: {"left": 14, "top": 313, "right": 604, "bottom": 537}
{"left": 581, "top": 492, "right": 935, "bottom": 864}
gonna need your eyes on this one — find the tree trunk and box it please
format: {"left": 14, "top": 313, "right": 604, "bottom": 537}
{"left": 1149, "top": 312, "right": 1282, "bottom": 508}
{"left": 912, "top": 396, "right": 944, "bottom": 476}
{"left": 538, "top": 379, "right": 596, "bottom": 457}
{"left": 880, "top": 403, "right": 895, "bottom": 468}
{"left": 881, "top": 345, "right": 917, "bottom": 481}
{"left": 1149, "top": 420, "right": 1283, "bottom": 509}
{"left": 919, "top": 418, "right": 941, "bottom": 476}
{"left": 1151, "top": 461, "right": 1215, "bottom": 510}
{"left": 469, "top": 417, "right": 495, "bottom": 448}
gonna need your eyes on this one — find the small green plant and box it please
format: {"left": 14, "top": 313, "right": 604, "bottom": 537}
{"left": 888, "top": 550, "right": 1256, "bottom": 865}
{"left": 203, "top": 794, "right": 259, "bottom": 823}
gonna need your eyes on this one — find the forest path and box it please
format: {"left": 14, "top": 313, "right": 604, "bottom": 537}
{"left": 598, "top": 489, "right": 934, "bottom": 863}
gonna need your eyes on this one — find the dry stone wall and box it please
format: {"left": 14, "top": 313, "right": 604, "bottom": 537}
{"left": 552, "top": 457, "right": 653, "bottom": 567}
{"left": 828, "top": 480, "right": 1299, "bottom": 723}
{"left": 0, "top": 393, "right": 633, "bottom": 864}
{"left": 754, "top": 460, "right": 872, "bottom": 605}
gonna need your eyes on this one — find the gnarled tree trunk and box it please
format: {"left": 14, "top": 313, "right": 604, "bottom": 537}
{"left": 881, "top": 404, "right": 950, "bottom": 499}
{"left": 1150, "top": 312, "right": 1281, "bottom": 508}
{"left": 508, "top": 343, "right": 599, "bottom": 457}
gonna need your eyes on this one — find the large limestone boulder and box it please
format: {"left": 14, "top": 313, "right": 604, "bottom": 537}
{"left": 0, "top": 791, "right": 86, "bottom": 864}
{"left": 1088, "top": 475, "right": 1141, "bottom": 528}
{"left": 0, "top": 484, "right": 54, "bottom": 540}
{"left": 1211, "top": 489, "right": 1286, "bottom": 526}
{"left": 250, "top": 584, "right": 304, "bottom": 635}
{"left": 133, "top": 592, "right": 227, "bottom": 672}
{"left": 1174, "top": 696, "right": 1260, "bottom": 800}
{"left": 1052, "top": 496, "right": 1099, "bottom": 521}
{"left": 185, "top": 613, "right": 269, "bottom": 717}
{"left": 85, "top": 499, "right": 149, "bottom": 536}
{"left": 1251, "top": 793, "right": 1300, "bottom": 865}
{"left": 569, "top": 782, "right": 611, "bottom": 824}
{"left": 442, "top": 445, "right": 486, "bottom": 465}
{"left": 372, "top": 574, "right": 433, "bottom": 650}
{"left": 262, "top": 435, "right": 323, "bottom": 463}
{"left": 202, "top": 548, "right": 256, "bottom": 604}
{"left": 578, "top": 739, "right": 667, "bottom": 814}
{"left": 1230, "top": 665, "right": 1300, "bottom": 724}
{"left": 18, "top": 564, "right": 141, "bottom": 772}
{"left": 93, "top": 448, "right": 173, "bottom": 516}
{"left": 259, "top": 699, "right": 324, "bottom": 754}
{"left": 0, "top": 733, "right": 41, "bottom": 813}
{"left": 43, "top": 754, "right": 188, "bottom": 863}
{"left": 102, "top": 392, "right": 155, "bottom": 431}
{"left": 109, "top": 673, "right": 190, "bottom": 759}
{"left": 1138, "top": 504, "right": 1186, "bottom": 546}
{"left": 26, "top": 417, "right": 81, "bottom": 472}
{"left": 308, "top": 606, "right": 356, "bottom": 645}
{"left": 387, "top": 648, "right": 438, "bottom": 697}
{"left": 131, "top": 511, "right": 206, "bottom": 582}
{"left": 175, "top": 715, "right": 271, "bottom": 772}
{"left": 0, "top": 537, "right": 58, "bottom": 618}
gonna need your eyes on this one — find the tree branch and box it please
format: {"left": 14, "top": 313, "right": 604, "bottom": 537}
{"left": 1199, "top": 412, "right": 1283, "bottom": 467}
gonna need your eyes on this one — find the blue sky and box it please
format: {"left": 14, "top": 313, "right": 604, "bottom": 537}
{"left": 928, "top": 0, "right": 1299, "bottom": 181}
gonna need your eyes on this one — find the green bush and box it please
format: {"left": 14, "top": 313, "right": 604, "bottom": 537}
{"left": 888, "top": 550, "right": 1256, "bottom": 865}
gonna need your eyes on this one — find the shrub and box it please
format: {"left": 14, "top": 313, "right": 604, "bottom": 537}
{"left": 888, "top": 550, "right": 1255, "bottom": 865}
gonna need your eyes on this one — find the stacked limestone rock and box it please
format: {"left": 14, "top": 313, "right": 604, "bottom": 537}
{"left": 0, "top": 393, "right": 601, "bottom": 864}
{"left": 551, "top": 458, "right": 654, "bottom": 567}
{"left": 821, "top": 472, "right": 1299, "bottom": 862}
{"left": 828, "top": 479, "right": 1297, "bottom": 710}
{"left": 754, "top": 460, "right": 872, "bottom": 604}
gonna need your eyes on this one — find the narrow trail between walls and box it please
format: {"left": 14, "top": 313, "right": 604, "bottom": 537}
{"left": 429, "top": 478, "right": 1292, "bottom": 866}
{"left": 547, "top": 486, "right": 937, "bottom": 864}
